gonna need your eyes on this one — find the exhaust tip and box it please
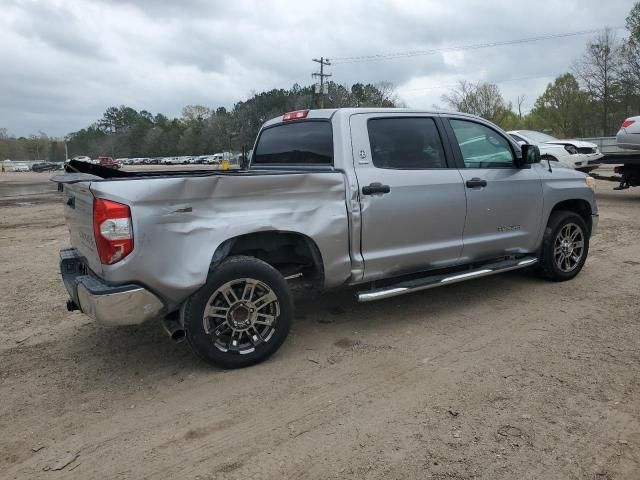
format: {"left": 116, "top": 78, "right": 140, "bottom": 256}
{"left": 171, "top": 329, "right": 186, "bottom": 343}
{"left": 162, "top": 314, "right": 186, "bottom": 343}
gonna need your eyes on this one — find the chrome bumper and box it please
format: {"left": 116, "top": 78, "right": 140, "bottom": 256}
{"left": 60, "top": 248, "right": 165, "bottom": 326}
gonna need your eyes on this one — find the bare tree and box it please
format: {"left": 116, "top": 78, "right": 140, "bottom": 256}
{"left": 181, "top": 105, "right": 212, "bottom": 122}
{"left": 618, "top": 41, "right": 640, "bottom": 115}
{"left": 573, "top": 28, "right": 621, "bottom": 135}
{"left": 441, "top": 80, "right": 510, "bottom": 124}
{"left": 516, "top": 94, "right": 526, "bottom": 119}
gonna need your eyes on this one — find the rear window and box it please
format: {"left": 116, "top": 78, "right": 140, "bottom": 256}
{"left": 253, "top": 121, "right": 333, "bottom": 165}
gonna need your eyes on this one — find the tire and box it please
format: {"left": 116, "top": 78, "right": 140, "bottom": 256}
{"left": 183, "top": 256, "right": 293, "bottom": 368}
{"left": 538, "top": 210, "right": 589, "bottom": 281}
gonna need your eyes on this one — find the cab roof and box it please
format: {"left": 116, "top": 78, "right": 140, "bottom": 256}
{"left": 262, "top": 107, "right": 481, "bottom": 128}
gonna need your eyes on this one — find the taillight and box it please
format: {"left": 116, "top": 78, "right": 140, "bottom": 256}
{"left": 93, "top": 198, "right": 133, "bottom": 265}
{"left": 622, "top": 119, "right": 635, "bottom": 128}
{"left": 282, "top": 109, "right": 309, "bottom": 121}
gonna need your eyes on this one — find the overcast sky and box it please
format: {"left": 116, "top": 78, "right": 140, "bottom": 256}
{"left": 0, "top": 0, "right": 632, "bottom": 137}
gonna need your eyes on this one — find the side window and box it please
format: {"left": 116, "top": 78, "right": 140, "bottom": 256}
{"left": 367, "top": 117, "right": 447, "bottom": 169}
{"left": 450, "top": 119, "right": 514, "bottom": 168}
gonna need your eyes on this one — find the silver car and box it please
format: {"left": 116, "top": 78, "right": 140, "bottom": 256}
{"left": 616, "top": 116, "right": 640, "bottom": 150}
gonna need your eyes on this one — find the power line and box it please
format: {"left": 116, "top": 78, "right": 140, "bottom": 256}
{"left": 331, "top": 27, "right": 625, "bottom": 64}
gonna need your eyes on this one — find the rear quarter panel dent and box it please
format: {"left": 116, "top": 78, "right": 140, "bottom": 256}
{"left": 90, "top": 173, "right": 350, "bottom": 309}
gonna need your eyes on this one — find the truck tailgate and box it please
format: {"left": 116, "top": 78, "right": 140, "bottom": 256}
{"left": 52, "top": 173, "right": 104, "bottom": 275}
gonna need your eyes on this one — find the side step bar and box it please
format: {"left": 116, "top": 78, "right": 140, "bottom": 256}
{"left": 357, "top": 257, "right": 538, "bottom": 302}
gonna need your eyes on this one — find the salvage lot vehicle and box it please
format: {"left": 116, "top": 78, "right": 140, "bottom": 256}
{"left": 54, "top": 108, "right": 598, "bottom": 368}
{"left": 11, "top": 163, "right": 31, "bottom": 172}
{"left": 616, "top": 116, "right": 640, "bottom": 150}
{"left": 31, "top": 161, "right": 63, "bottom": 172}
{"left": 507, "top": 130, "right": 603, "bottom": 172}
{"left": 98, "top": 156, "right": 120, "bottom": 169}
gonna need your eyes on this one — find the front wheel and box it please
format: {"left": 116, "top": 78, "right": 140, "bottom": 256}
{"left": 538, "top": 211, "right": 590, "bottom": 281}
{"left": 183, "top": 256, "right": 293, "bottom": 368}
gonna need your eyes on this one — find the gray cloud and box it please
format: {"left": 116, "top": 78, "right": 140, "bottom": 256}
{"left": 0, "top": 0, "right": 632, "bottom": 137}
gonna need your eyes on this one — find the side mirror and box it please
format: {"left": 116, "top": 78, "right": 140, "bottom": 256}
{"left": 517, "top": 144, "right": 541, "bottom": 168}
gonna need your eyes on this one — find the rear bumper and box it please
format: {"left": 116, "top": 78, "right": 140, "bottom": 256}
{"left": 60, "top": 247, "right": 165, "bottom": 326}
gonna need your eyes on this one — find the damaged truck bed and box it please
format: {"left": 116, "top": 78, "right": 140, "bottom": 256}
{"left": 54, "top": 159, "right": 352, "bottom": 312}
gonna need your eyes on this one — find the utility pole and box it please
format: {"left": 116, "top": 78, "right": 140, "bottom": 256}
{"left": 312, "top": 57, "right": 331, "bottom": 109}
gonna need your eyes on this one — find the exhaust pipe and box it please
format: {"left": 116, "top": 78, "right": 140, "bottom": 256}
{"left": 162, "top": 313, "right": 186, "bottom": 343}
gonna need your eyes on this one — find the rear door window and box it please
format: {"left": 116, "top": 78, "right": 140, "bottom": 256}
{"left": 253, "top": 121, "right": 333, "bottom": 165}
{"left": 367, "top": 117, "right": 447, "bottom": 169}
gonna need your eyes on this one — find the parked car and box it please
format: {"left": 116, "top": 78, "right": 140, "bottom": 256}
{"left": 31, "top": 162, "right": 62, "bottom": 172}
{"left": 616, "top": 116, "right": 640, "bottom": 150}
{"left": 98, "top": 156, "right": 120, "bottom": 169}
{"left": 11, "top": 163, "right": 30, "bottom": 172}
{"left": 198, "top": 155, "right": 218, "bottom": 164}
{"left": 55, "top": 108, "right": 598, "bottom": 369}
{"left": 507, "top": 130, "right": 602, "bottom": 172}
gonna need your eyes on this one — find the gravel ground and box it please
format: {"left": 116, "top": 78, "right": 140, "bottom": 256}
{"left": 1, "top": 169, "right": 639, "bottom": 479}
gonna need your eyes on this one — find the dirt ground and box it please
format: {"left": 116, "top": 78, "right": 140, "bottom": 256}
{"left": 1, "top": 169, "right": 639, "bottom": 479}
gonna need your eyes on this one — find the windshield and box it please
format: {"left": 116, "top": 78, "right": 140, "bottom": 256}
{"left": 519, "top": 130, "right": 558, "bottom": 144}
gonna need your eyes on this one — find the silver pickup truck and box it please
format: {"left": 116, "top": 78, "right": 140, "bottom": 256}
{"left": 55, "top": 108, "right": 598, "bottom": 368}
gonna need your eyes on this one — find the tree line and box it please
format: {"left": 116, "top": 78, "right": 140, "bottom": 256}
{"left": 2, "top": 3, "right": 638, "bottom": 161}
{"left": 64, "top": 82, "right": 399, "bottom": 160}
{"left": 0, "top": 129, "right": 66, "bottom": 162}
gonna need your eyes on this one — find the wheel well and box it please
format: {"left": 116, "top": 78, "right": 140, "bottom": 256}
{"left": 549, "top": 199, "right": 592, "bottom": 233}
{"left": 210, "top": 232, "right": 324, "bottom": 286}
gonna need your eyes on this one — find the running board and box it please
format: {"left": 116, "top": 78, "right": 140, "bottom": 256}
{"left": 357, "top": 257, "right": 538, "bottom": 302}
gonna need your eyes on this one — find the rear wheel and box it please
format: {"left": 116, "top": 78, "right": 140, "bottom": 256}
{"left": 183, "top": 256, "right": 292, "bottom": 368}
{"left": 538, "top": 211, "right": 589, "bottom": 281}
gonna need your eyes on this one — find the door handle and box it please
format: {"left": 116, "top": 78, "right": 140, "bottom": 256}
{"left": 465, "top": 178, "right": 487, "bottom": 188}
{"left": 362, "top": 182, "right": 391, "bottom": 195}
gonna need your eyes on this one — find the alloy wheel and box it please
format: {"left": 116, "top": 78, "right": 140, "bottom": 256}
{"left": 203, "top": 278, "right": 280, "bottom": 354}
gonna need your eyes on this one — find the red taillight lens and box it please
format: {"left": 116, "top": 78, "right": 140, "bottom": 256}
{"left": 93, "top": 198, "right": 133, "bottom": 265}
{"left": 622, "top": 120, "right": 635, "bottom": 128}
{"left": 282, "top": 109, "right": 309, "bottom": 121}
